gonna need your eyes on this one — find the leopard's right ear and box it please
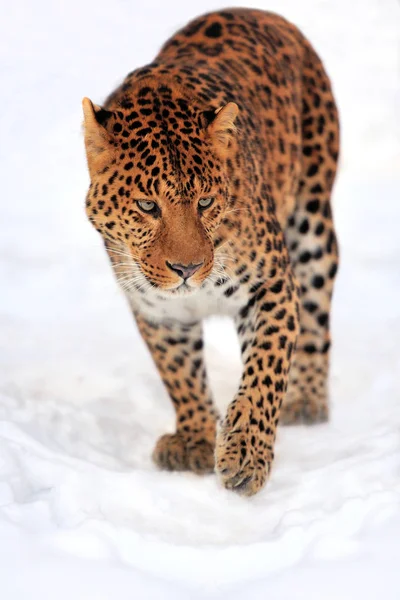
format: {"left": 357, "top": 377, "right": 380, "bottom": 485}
{"left": 205, "top": 102, "right": 239, "bottom": 156}
{"left": 82, "top": 97, "right": 115, "bottom": 177}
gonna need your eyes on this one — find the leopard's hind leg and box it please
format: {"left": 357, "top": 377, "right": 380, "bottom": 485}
{"left": 282, "top": 44, "right": 340, "bottom": 425}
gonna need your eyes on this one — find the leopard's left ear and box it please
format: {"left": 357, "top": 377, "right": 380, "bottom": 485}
{"left": 82, "top": 97, "right": 115, "bottom": 178}
{"left": 206, "top": 102, "right": 239, "bottom": 154}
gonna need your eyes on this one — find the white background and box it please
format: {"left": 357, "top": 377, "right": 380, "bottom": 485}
{"left": 1, "top": 0, "right": 399, "bottom": 598}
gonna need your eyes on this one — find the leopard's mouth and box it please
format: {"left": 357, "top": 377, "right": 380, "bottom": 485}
{"left": 123, "top": 261, "right": 212, "bottom": 297}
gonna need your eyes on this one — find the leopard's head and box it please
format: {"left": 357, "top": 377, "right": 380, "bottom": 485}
{"left": 83, "top": 82, "right": 239, "bottom": 296}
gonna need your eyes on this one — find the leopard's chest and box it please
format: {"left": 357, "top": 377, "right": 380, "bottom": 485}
{"left": 129, "top": 276, "right": 249, "bottom": 324}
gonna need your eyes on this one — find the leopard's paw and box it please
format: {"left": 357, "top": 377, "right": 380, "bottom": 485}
{"left": 152, "top": 433, "right": 187, "bottom": 471}
{"left": 152, "top": 433, "right": 215, "bottom": 474}
{"left": 215, "top": 426, "right": 272, "bottom": 496}
{"left": 186, "top": 439, "right": 215, "bottom": 474}
{"left": 280, "top": 398, "right": 329, "bottom": 425}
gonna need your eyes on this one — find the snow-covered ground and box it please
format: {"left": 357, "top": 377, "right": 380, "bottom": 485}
{"left": 1, "top": 0, "right": 400, "bottom": 597}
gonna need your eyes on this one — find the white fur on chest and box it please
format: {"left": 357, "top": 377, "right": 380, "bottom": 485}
{"left": 129, "top": 278, "right": 249, "bottom": 324}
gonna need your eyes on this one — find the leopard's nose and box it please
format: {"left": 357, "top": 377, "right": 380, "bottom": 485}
{"left": 166, "top": 261, "right": 204, "bottom": 280}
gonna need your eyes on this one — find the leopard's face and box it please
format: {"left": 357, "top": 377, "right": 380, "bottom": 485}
{"left": 83, "top": 86, "right": 238, "bottom": 296}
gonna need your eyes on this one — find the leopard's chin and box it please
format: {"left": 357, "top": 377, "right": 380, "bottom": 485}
{"left": 159, "top": 282, "right": 201, "bottom": 298}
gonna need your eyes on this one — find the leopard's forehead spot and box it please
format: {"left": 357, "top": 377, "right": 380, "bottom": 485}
{"left": 106, "top": 88, "right": 224, "bottom": 203}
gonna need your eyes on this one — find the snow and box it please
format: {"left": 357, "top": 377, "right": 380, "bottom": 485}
{"left": 1, "top": 0, "right": 400, "bottom": 597}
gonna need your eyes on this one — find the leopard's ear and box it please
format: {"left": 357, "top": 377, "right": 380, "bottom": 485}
{"left": 206, "top": 102, "right": 239, "bottom": 154}
{"left": 82, "top": 97, "right": 115, "bottom": 177}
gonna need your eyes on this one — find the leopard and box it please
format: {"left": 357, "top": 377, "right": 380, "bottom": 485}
{"left": 82, "top": 8, "right": 339, "bottom": 496}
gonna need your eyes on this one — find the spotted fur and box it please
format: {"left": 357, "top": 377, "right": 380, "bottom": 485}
{"left": 83, "top": 8, "right": 339, "bottom": 496}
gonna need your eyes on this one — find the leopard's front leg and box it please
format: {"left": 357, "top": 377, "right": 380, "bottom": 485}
{"left": 216, "top": 270, "right": 300, "bottom": 496}
{"left": 135, "top": 313, "right": 218, "bottom": 474}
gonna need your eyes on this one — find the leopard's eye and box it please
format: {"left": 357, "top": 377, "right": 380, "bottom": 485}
{"left": 136, "top": 200, "right": 159, "bottom": 215}
{"left": 198, "top": 197, "right": 215, "bottom": 211}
